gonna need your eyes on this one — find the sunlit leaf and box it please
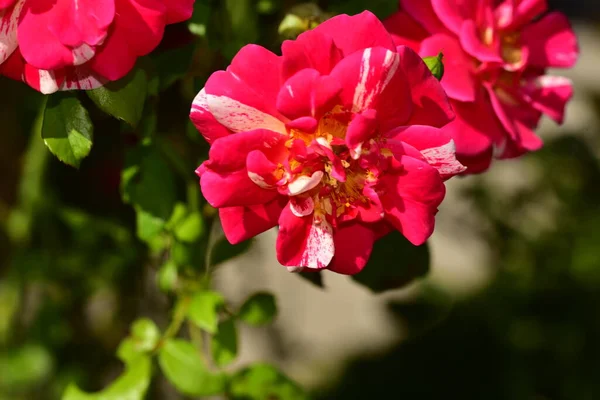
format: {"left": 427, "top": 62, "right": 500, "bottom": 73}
{"left": 62, "top": 356, "right": 151, "bottom": 400}
{"left": 158, "top": 339, "right": 227, "bottom": 396}
{"left": 188, "top": 291, "right": 225, "bottom": 334}
{"left": 228, "top": 363, "right": 308, "bottom": 400}
{"left": 423, "top": 53, "right": 445, "bottom": 81}
{"left": 157, "top": 260, "right": 178, "bottom": 293}
{"left": 42, "top": 92, "right": 93, "bottom": 168}
{"left": 174, "top": 212, "right": 204, "bottom": 243}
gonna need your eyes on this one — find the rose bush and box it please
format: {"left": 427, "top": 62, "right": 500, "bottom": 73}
{"left": 0, "top": 0, "right": 193, "bottom": 93}
{"left": 385, "top": 0, "right": 579, "bottom": 172}
{"left": 191, "top": 11, "right": 466, "bottom": 275}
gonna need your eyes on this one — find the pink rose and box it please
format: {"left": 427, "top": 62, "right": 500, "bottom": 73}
{"left": 190, "top": 11, "right": 465, "bottom": 275}
{"left": 385, "top": 0, "right": 579, "bottom": 173}
{"left": 0, "top": 0, "right": 194, "bottom": 93}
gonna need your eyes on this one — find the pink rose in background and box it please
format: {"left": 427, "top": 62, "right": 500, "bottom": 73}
{"left": 0, "top": 0, "right": 194, "bottom": 94}
{"left": 385, "top": 0, "right": 579, "bottom": 173}
{"left": 191, "top": 11, "right": 465, "bottom": 275}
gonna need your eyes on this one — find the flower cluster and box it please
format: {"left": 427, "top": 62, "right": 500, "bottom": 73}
{"left": 191, "top": 12, "right": 466, "bottom": 274}
{"left": 0, "top": 0, "right": 193, "bottom": 93}
{"left": 385, "top": 0, "right": 579, "bottom": 172}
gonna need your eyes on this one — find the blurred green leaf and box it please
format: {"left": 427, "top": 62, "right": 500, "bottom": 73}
{"left": 228, "top": 363, "right": 308, "bottom": 400}
{"left": 352, "top": 231, "right": 430, "bottom": 293}
{"left": 238, "top": 292, "right": 277, "bottom": 326}
{"left": 157, "top": 260, "right": 178, "bottom": 293}
{"left": 131, "top": 318, "right": 160, "bottom": 352}
{"left": 86, "top": 67, "right": 147, "bottom": 128}
{"left": 297, "top": 270, "right": 324, "bottom": 288}
{"left": 0, "top": 282, "right": 19, "bottom": 344}
{"left": 423, "top": 53, "right": 445, "bottom": 81}
{"left": 210, "top": 238, "right": 253, "bottom": 267}
{"left": 174, "top": 212, "right": 204, "bottom": 243}
{"left": 0, "top": 344, "right": 53, "bottom": 391}
{"left": 135, "top": 208, "right": 165, "bottom": 242}
{"left": 211, "top": 318, "right": 238, "bottom": 367}
{"left": 158, "top": 339, "right": 227, "bottom": 396}
{"left": 121, "top": 144, "right": 176, "bottom": 221}
{"left": 152, "top": 44, "right": 196, "bottom": 91}
{"left": 188, "top": 291, "right": 225, "bottom": 334}
{"left": 42, "top": 92, "right": 93, "bottom": 168}
{"left": 62, "top": 356, "right": 151, "bottom": 400}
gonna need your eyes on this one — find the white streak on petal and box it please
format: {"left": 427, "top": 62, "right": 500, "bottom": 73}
{"left": 287, "top": 171, "right": 323, "bottom": 196}
{"left": 206, "top": 94, "right": 286, "bottom": 134}
{"left": 352, "top": 48, "right": 371, "bottom": 112}
{"left": 352, "top": 49, "right": 399, "bottom": 112}
{"left": 286, "top": 85, "right": 294, "bottom": 98}
{"left": 38, "top": 70, "right": 60, "bottom": 94}
{"left": 0, "top": 0, "right": 24, "bottom": 64}
{"left": 420, "top": 140, "right": 467, "bottom": 178}
{"left": 287, "top": 266, "right": 305, "bottom": 273}
{"left": 299, "top": 218, "right": 334, "bottom": 269}
{"left": 60, "top": 67, "right": 106, "bottom": 91}
{"left": 72, "top": 43, "right": 95, "bottom": 66}
{"left": 248, "top": 171, "right": 273, "bottom": 189}
{"left": 290, "top": 196, "right": 314, "bottom": 217}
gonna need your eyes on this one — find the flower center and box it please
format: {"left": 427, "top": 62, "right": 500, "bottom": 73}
{"left": 282, "top": 106, "right": 387, "bottom": 224}
{"left": 500, "top": 32, "right": 523, "bottom": 66}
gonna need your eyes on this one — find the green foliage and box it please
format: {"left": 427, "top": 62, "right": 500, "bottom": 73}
{"left": 211, "top": 318, "right": 239, "bottom": 367}
{"left": 158, "top": 339, "right": 227, "bottom": 396}
{"left": 352, "top": 231, "right": 430, "bottom": 293}
{"left": 121, "top": 143, "right": 177, "bottom": 232}
{"left": 210, "top": 237, "right": 254, "bottom": 267}
{"left": 62, "top": 356, "right": 151, "bottom": 400}
{"left": 228, "top": 364, "right": 308, "bottom": 400}
{"left": 188, "top": 291, "right": 226, "bottom": 334}
{"left": 423, "top": 53, "right": 445, "bottom": 81}
{"left": 0, "top": 345, "right": 53, "bottom": 391}
{"left": 86, "top": 67, "right": 148, "bottom": 128}
{"left": 238, "top": 292, "right": 278, "bottom": 326}
{"left": 42, "top": 93, "right": 93, "bottom": 168}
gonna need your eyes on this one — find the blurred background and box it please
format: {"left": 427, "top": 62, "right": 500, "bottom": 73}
{"left": 1, "top": 1, "right": 599, "bottom": 399}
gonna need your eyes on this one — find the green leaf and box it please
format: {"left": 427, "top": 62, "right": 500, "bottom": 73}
{"left": 151, "top": 44, "right": 196, "bottom": 91}
{"left": 135, "top": 208, "right": 164, "bottom": 242}
{"left": 121, "top": 144, "right": 176, "bottom": 221}
{"left": 131, "top": 318, "right": 160, "bottom": 352}
{"left": 188, "top": 291, "right": 225, "bottom": 334}
{"left": 423, "top": 53, "right": 445, "bottom": 81}
{"left": 165, "top": 203, "right": 188, "bottom": 230}
{"left": 42, "top": 92, "right": 93, "bottom": 168}
{"left": 0, "top": 344, "right": 53, "bottom": 390}
{"left": 62, "top": 356, "right": 151, "bottom": 400}
{"left": 210, "top": 238, "right": 253, "bottom": 267}
{"left": 297, "top": 270, "right": 324, "bottom": 288}
{"left": 158, "top": 339, "right": 227, "bottom": 396}
{"left": 174, "top": 212, "right": 204, "bottom": 243}
{"left": 352, "top": 230, "right": 430, "bottom": 293}
{"left": 211, "top": 318, "right": 238, "bottom": 367}
{"left": 228, "top": 363, "right": 308, "bottom": 400}
{"left": 86, "top": 67, "right": 148, "bottom": 128}
{"left": 116, "top": 318, "right": 160, "bottom": 364}
{"left": 238, "top": 292, "right": 277, "bottom": 326}
{"left": 157, "top": 260, "right": 178, "bottom": 293}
